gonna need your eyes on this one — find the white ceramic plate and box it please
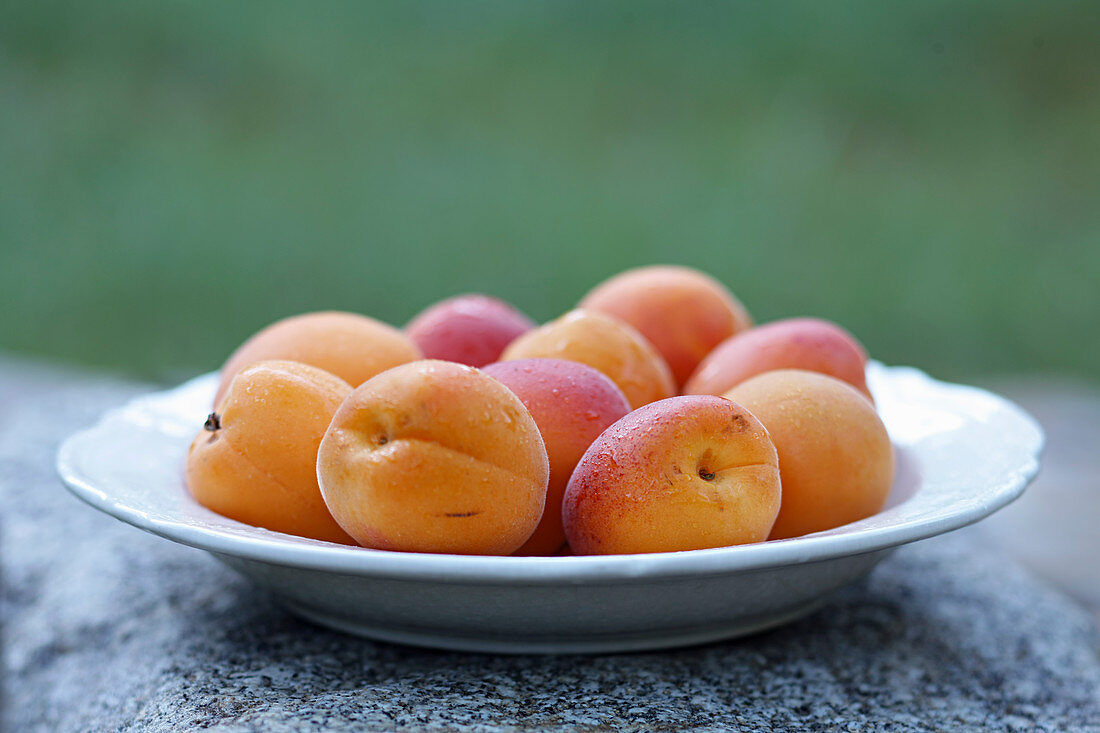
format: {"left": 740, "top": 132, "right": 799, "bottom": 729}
{"left": 57, "top": 363, "right": 1042, "bottom": 654}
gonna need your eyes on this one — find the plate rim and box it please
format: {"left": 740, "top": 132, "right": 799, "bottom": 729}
{"left": 56, "top": 363, "right": 1044, "bottom": 585}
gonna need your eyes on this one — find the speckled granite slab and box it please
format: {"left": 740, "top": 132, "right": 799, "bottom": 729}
{"left": 3, "top": 358, "right": 1099, "bottom": 732}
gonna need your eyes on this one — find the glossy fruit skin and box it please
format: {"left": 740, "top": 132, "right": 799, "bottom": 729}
{"left": 406, "top": 294, "right": 536, "bottom": 367}
{"left": 483, "top": 358, "right": 632, "bottom": 555}
{"left": 580, "top": 265, "right": 753, "bottom": 388}
{"left": 317, "top": 360, "right": 549, "bottom": 555}
{"left": 564, "top": 395, "right": 781, "bottom": 555}
{"left": 685, "top": 317, "right": 871, "bottom": 401}
{"left": 215, "top": 311, "right": 421, "bottom": 408}
{"left": 186, "top": 360, "right": 357, "bottom": 544}
{"left": 501, "top": 309, "right": 675, "bottom": 410}
{"left": 725, "top": 369, "right": 893, "bottom": 540}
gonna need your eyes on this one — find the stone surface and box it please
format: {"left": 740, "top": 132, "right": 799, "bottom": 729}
{"left": 3, "top": 357, "right": 1100, "bottom": 732}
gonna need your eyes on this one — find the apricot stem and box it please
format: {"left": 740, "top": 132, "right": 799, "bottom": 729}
{"left": 204, "top": 412, "right": 221, "bottom": 431}
{"left": 698, "top": 469, "right": 716, "bottom": 481}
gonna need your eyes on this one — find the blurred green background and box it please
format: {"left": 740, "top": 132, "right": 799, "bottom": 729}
{"left": 1, "top": 1, "right": 1097, "bottom": 383}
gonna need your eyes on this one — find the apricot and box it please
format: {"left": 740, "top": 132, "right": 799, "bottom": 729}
{"left": 500, "top": 309, "right": 675, "bottom": 410}
{"left": 316, "top": 360, "right": 548, "bottom": 555}
{"left": 406, "top": 294, "right": 536, "bottom": 367}
{"left": 685, "top": 317, "right": 872, "bottom": 400}
{"left": 563, "top": 395, "right": 781, "bottom": 555}
{"left": 482, "top": 358, "right": 632, "bottom": 555}
{"left": 185, "top": 360, "right": 356, "bottom": 544}
{"left": 214, "top": 311, "right": 421, "bottom": 407}
{"left": 725, "top": 370, "right": 893, "bottom": 540}
{"left": 579, "top": 265, "right": 753, "bottom": 387}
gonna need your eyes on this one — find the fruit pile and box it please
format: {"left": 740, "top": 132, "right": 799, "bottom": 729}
{"left": 186, "top": 265, "right": 894, "bottom": 556}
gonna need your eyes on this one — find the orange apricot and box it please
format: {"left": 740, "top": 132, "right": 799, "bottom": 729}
{"left": 685, "top": 317, "right": 872, "bottom": 400}
{"left": 725, "top": 370, "right": 894, "bottom": 540}
{"left": 214, "top": 311, "right": 421, "bottom": 407}
{"left": 186, "top": 360, "right": 356, "bottom": 544}
{"left": 563, "top": 395, "right": 781, "bottom": 555}
{"left": 579, "top": 265, "right": 753, "bottom": 387}
{"left": 500, "top": 309, "right": 675, "bottom": 410}
{"left": 317, "top": 360, "right": 548, "bottom": 555}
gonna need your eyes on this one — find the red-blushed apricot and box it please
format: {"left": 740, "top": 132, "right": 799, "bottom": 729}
{"left": 317, "top": 360, "right": 549, "bottom": 555}
{"left": 186, "top": 360, "right": 357, "bottom": 544}
{"left": 685, "top": 317, "right": 872, "bottom": 400}
{"left": 482, "top": 358, "right": 632, "bottom": 555}
{"left": 405, "top": 294, "right": 536, "bottom": 367}
{"left": 214, "top": 311, "right": 421, "bottom": 407}
{"left": 563, "top": 395, "right": 781, "bottom": 555}
{"left": 500, "top": 309, "right": 675, "bottom": 410}
{"left": 579, "top": 265, "right": 753, "bottom": 388}
{"left": 725, "top": 370, "right": 894, "bottom": 540}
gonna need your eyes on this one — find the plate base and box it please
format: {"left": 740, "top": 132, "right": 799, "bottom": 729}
{"left": 281, "top": 596, "right": 837, "bottom": 654}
